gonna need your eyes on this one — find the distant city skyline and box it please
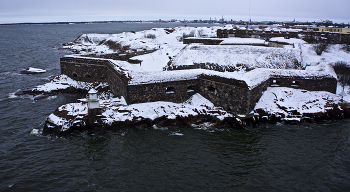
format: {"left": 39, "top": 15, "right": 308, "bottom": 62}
{"left": 0, "top": 0, "right": 349, "bottom": 24}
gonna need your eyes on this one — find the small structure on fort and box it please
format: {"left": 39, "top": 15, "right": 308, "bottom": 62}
{"left": 87, "top": 89, "right": 101, "bottom": 116}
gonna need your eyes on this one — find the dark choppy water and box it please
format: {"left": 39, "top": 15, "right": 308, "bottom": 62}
{"left": 1, "top": 23, "right": 350, "bottom": 191}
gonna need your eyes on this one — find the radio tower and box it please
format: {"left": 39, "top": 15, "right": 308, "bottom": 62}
{"left": 249, "top": 0, "right": 251, "bottom": 24}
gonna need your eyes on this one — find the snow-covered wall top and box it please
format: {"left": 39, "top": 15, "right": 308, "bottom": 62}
{"left": 219, "top": 38, "right": 267, "bottom": 45}
{"left": 63, "top": 54, "right": 336, "bottom": 90}
{"left": 169, "top": 44, "right": 302, "bottom": 70}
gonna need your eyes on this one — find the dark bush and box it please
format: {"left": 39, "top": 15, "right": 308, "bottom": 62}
{"left": 182, "top": 31, "right": 195, "bottom": 39}
{"left": 342, "top": 44, "right": 350, "bottom": 53}
{"left": 314, "top": 43, "right": 328, "bottom": 55}
{"left": 164, "top": 28, "right": 175, "bottom": 34}
{"left": 104, "top": 40, "right": 121, "bottom": 52}
{"left": 333, "top": 61, "right": 350, "bottom": 86}
{"left": 145, "top": 34, "right": 156, "bottom": 39}
{"left": 104, "top": 40, "right": 130, "bottom": 52}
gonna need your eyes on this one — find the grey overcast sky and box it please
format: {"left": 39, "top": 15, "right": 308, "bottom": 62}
{"left": 0, "top": 0, "right": 349, "bottom": 24}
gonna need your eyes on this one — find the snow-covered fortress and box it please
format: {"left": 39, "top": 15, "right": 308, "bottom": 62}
{"left": 60, "top": 26, "right": 341, "bottom": 115}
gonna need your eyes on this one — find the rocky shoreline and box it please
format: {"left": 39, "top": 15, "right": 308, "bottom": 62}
{"left": 42, "top": 101, "right": 350, "bottom": 137}
{"left": 16, "top": 74, "right": 350, "bottom": 137}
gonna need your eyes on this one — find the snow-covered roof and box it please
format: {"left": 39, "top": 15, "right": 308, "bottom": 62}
{"left": 219, "top": 37, "right": 267, "bottom": 45}
{"left": 47, "top": 93, "right": 234, "bottom": 130}
{"left": 254, "top": 86, "right": 343, "bottom": 115}
{"left": 63, "top": 45, "right": 337, "bottom": 89}
{"left": 88, "top": 89, "right": 98, "bottom": 94}
{"left": 269, "top": 37, "right": 307, "bottom": 45}
{"left": 110, "top": 60, "right": 336, "bottom": 89}
{"left": 170, "top": 44, "right": 302, "bottom": 69}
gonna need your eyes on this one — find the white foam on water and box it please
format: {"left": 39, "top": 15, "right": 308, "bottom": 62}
{"left": 30, "top": 129, "right": 41, "bottom": 135}
{"left": 169, "top": 132, "right": 184, "bottom": 136}
{"left": 8, "top": 92, "right": 18, "bottom": 98}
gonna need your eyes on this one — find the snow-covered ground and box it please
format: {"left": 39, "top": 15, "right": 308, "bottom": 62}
{"left": 33, "top": 74, "right": 108, "bottom": 92}
{"left": 46, "top": 92, "right": 234, "bottom": 132}
{"left": 269, "top": 37, "right": 306, "bottom": 45}
{"left": 101, "top": 93, "right": 232, "bottom": 125}
{"left": 169, "top": 44, "right": 302, "bottom": 69}
{"left": 219, "top": 37, "right": 267, "bottom": 45}
{"left": 64, "top": 25, "right": 350, "bottom": 73}
{"left": 254, "top": 87, "right": 342, "bottom": 115}
{"left": 302, "top": 44, "right": 350, "bottom": 66}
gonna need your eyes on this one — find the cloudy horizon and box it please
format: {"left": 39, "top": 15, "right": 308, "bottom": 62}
{"left": 1, "top": 0, "right": 349, "bottom": 24}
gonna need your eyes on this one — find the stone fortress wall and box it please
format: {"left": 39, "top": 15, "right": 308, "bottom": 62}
{"left": 60, "top": 56, "right": 337, "bottom": 115}
{"left": 217, "top": 29, "right": 350, "bottom": 44}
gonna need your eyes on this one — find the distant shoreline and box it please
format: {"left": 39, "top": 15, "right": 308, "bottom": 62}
{"left": 0, "top": 21, "right": 166, "bottom": 26}
{"left": 2, "top": 19, "right": 349, "bottom": 27}
{"left": 0, "top": 20, "right": 219, "bottom": 26}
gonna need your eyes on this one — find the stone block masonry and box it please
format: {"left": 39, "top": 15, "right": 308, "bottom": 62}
{"left": 269, "top": 76, "right": 337, "bottom": 94}
{"left": 60, "top": 57, "right": 108, "bottom": 82}
{"left": 127, "top": 80, "right": 200, "bottom": 104}
{"left": 106, "top": 67, "right": 128, "bottom": 99}
{"left": 60, "top": 56, "right": 338, "bottom": 115}
{"left": 199, "top": 79, "right": 250, "bottom": 114}
{"left": 183, "top": 38, "right": 223, "bottom": 45}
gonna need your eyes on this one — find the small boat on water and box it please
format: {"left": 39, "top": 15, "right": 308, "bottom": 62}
{"left": 20, "top": 67, "right": 46, "bottom": 74}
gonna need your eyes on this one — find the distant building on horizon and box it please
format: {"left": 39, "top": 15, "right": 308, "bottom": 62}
{"left": 293, "top": 26, "right": 350, "bottom": 33}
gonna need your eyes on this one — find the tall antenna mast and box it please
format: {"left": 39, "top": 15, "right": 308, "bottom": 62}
{"left": 249, "top": 0, "right": 251, "bottom": 23}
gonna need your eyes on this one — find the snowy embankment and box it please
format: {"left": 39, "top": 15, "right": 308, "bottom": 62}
{"left": 33, "top": 74, "right": 108, "bottom": 92}
{"left": 101, "top": 93, "right": 232, "bottom": 124}
{"left": 255, "top": 87, "right": 341, "bottom": 115}
{"left": 44, "top": 92, "right": 236, "bottom": 136}
{"left": 254, "top": 85, "right": 350, "bottom": 123}
{"left": 169, "top": 44, "right": 302, "bottom": 69}
{"left": 13, "top": 74, "right": 109, "bottom": 101}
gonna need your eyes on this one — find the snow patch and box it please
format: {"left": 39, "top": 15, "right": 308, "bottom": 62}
{"left": 254, "top": 87, "right": 342, "bottom": 115}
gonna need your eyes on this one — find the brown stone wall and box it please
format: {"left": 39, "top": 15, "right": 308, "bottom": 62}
{"left": 199, "top": 79, "right": 250, "bottom": 114}
{"left": 248, "top": 79, "right": 271, "bottom": 112}
{"left": 106, "top": 69, "right": 128, "bottom": 99}
{"left": 183, "top": 38, "right": 223, "bottom": 45}
{"left": 270, "top": 77, "right": 337, "bottom": 94}
{"left": 217, "top": 29, "right": 350, "bottom": 44}
{"left": 60, "top": 57, "right": 108, "bottom": 82}
{"left": 127, "top": 79, "right": 200, "bottom": 104}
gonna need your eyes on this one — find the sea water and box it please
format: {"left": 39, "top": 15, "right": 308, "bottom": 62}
{"left": 1, "top": 23, "right": 350, "bottom": 191}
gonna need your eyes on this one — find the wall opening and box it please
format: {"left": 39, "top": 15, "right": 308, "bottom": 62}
{"left": 166, "top": 87, "right": 175, "bottom": 94}
{"left": 208, "top": 86, "right": 216, "bottom": 93}
{"left": 72, "top": 73, "right": 78, "bottom": 78}
{"left": 187, "top": 86, "right": 195, "bottom": 93}
{"left": 85, "top": 74, "right": 91, "bottom": 78}
{"left": 271, "top": 79, "right": 280, "bottom": 86}
{"left": 291, "top": 80, "right": 299, "bottom": 87}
